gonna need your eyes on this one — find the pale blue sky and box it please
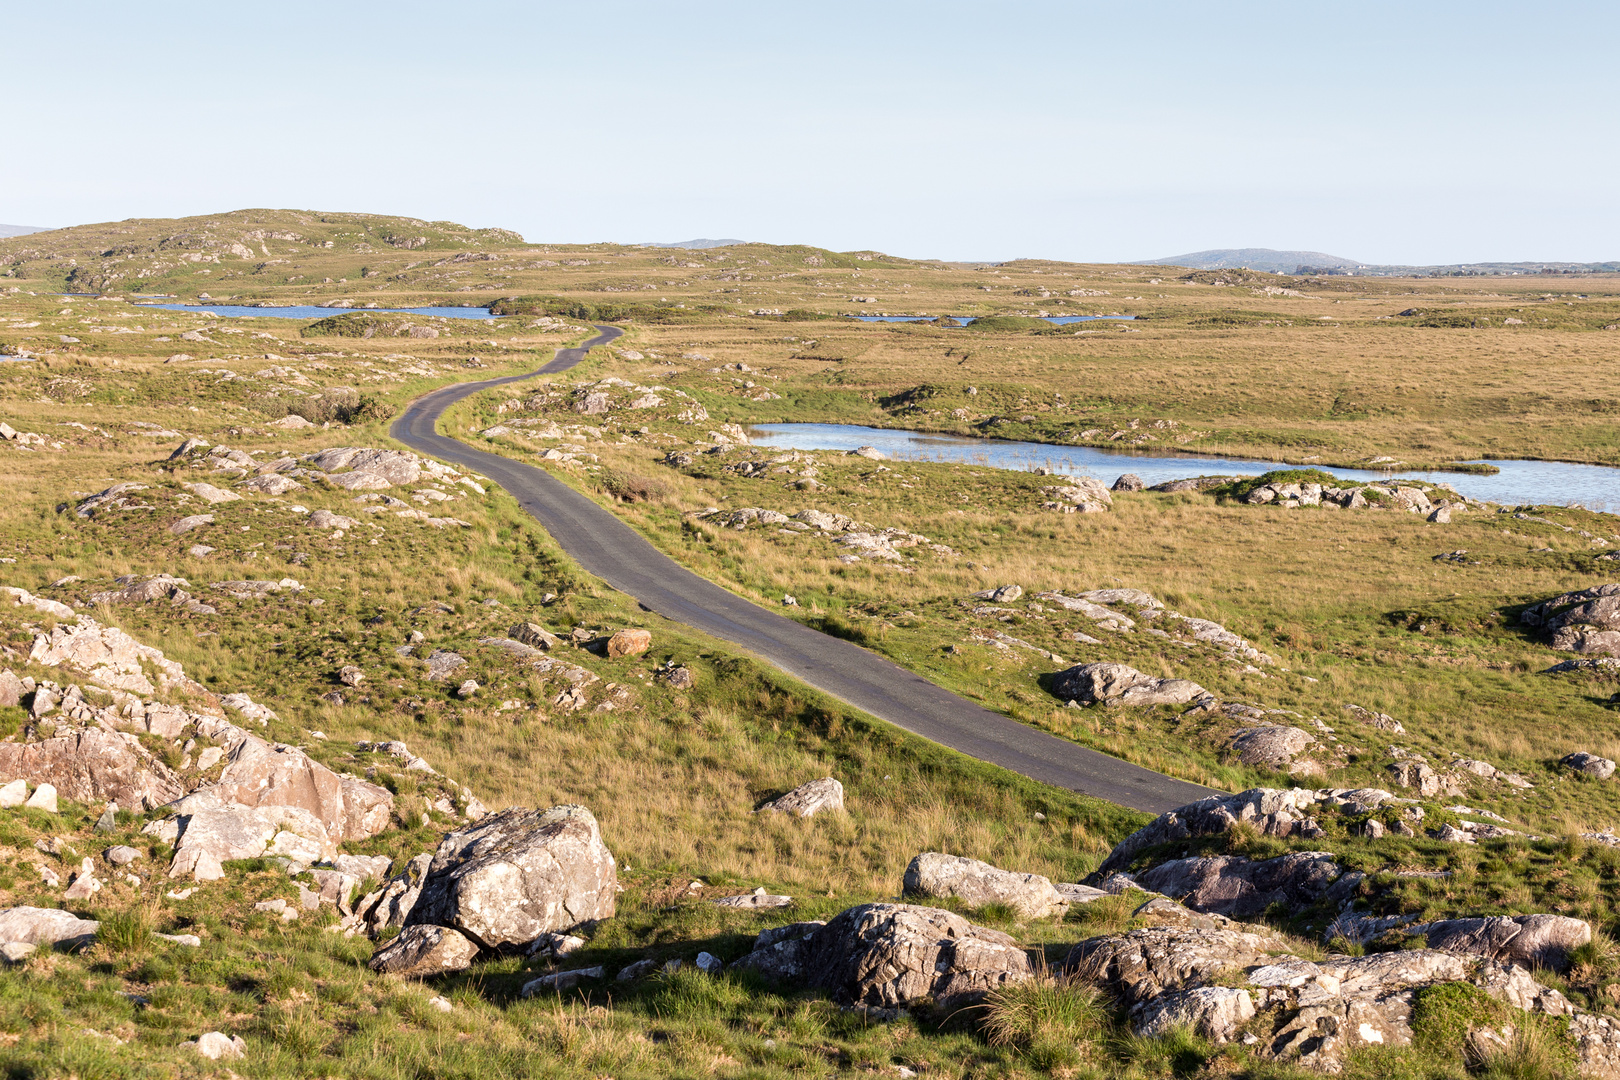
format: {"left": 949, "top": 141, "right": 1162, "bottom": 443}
{"left": 5, "top": 1, "right": 1617, "bottom": 264}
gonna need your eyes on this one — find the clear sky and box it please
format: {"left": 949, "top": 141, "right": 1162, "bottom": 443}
{"left": 5, "top": 0, "right": 1617, "bottom": 264}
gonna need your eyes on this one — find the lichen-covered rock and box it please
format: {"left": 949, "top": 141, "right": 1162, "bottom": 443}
{"left": 729, "top": 922, "right": 827, "bottom": 980}
{"left": 1563, "top": 752, "right": 1617, "bottom": 780}
{"left": 1135, "top": 852, "right": 1358, "bottom": 921}
{"left": 1052, "top": 661, "right": 1208, "bottom": 707}
{"left": 1228, "top": 726, "right": 1316, "bottom": 768}
{"left": 1385, "top": 760, "right": 1441, "bottom": 797}
{"left": 168, "top": 805, "right": 335, "bottom": 880}
{"left": 803, "top": 903, "right": 1030, "bottom": 1009}
{"left": 405, "top": 805, "right": 617, "bottom": 949}
{"left": 903, "top": 853, "right": 1068, "bottom": 919}
{"left": 311, "top": 447, "right": 422, "bottom": 486}
{"left": 757, "top": 777, "right": 844, "bottom": 817}
{"left": 1066, "top": 925, "right": 1289, "bottom": 1004}
{"left": 28, "top": 617, "right": 197, "bottom": 696}
{"left": 369, "top": 924, "right": 479, "bottom": 977}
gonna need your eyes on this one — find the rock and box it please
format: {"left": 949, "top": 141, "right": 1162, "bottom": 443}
{"left": 184, "top": 482, "right": 240, "bottom": 505}
{"left": 757, "top": 777, "right": 844, "bottom": 817}
{"left": 728, "top": 921, "right": 826, "bottom": 980}
{"left": 1522, "top": 584, "right": 1620, "bottom": 656}
{"left": 521, "top": 966, "right": 605, "bottom": 995}
{"left": 1135, "top": 852, "right": 1357, "bottom": 921}
{"left": 1, "top": 941, "right": 36, "bottom": 963}
{"left": 695, "top": 951, "right": 723, "bottom": 974}
{"left": 1066, "top": 925, "right": 1288, "bottom": 1005}
{"left": 191, "top": 1032, "right": 247, "bottom": 1060}
{"left": 309, "top": 509, "right": 358, "bottom": 530}
{"left": 1112, "top": 473, "right": 1145, "bottom": 492}
{"left": 659, "top": 665, "right": 694, "bottom": 690}
{"left": 1344, "top": 704, "right": 1405, "bottom": 734}
{"left": 0, "top": 779, "right": 26, "bottom": 807}
{"left": 0, "top": 905, "right": 100, "bottom": 948}
{"left": 241, "top": 474, "right": 301, "bottom": 495}
{"left": 1428, "top": 507, "right": 1451, "bottom": 523}
{"left": 1420, "top": 914, "right": 1591, "bottom": 971}
{"left": 605, "top": 629, "right": 651, "bottom": 658}
{"left": 1055, "top": 882, "right": 1110, "bottom": 905}
{"left": 168, "top": 515, "right": 214, "bottom": 536}
{"left": 903, "top": 852, "right": 1068, "bottom": 919}
{"left": 406, "top": 805, "right": 617, "bottom": 950}
{"left": 803, "top": 903, "right": 1030, "bottom": 1009}
{"left": 167, "top": 734, "right": 391, "bottom": 843}
{"left": 1228, "top": 725, "right": 1316, "bottom": 768}
{"left": 368, "top": 924, "right": 479, "bottom": 978}
{"left": 195, "top": 746, "right": 223, "bottom": 770}
{"left": 616, "top": 958, "right": 659, "bottom": 981}
{"left": 1134, "top": 986, "right": 1255, "bottom": 1043}
{"left": 168, "top": 805, "right": 334, "bottom": 880}
{"left": 712, "top": 890, "right": 793, "bottom": 909}
{"left": 456, "top": 679, "right": 478, "bottom": 699}
{"left": 425, "top": 650, "right": 466, "bottom": 681}
{"left": 105, "top": 845, "right": 142, "bottom": 866}
{"left": 972, "top": 584, "right": 1024, "bottom": 603}
{"left": 1043, "top": 478, "right": 1114, "bottom": 510}
{"left": 1563, "top": 752, "right": 1616, "bottom": 780}
{"left": 509, "top": 622, "right": 560, "bottom": 650}
{"left": 63, "top": 871, "right": 101, "bottom": 900}
{"left": 23, "top": 783, "right": 58, "bottom": 813}
{"left": 267, "top": 414, "right": 315, "bottom": 430}
{"left": 1386, "top": 760, "right": 1441, "bottom": 797}
{"left": 29, "top": 617, "right": 193, "bottom": 696}
{"left": 1089, "top": 787, "right": 1396, "bottom": 880}
{"left": 1052, "top": 661, "right": 1208, "bottom": 707}
{"left": 311, "top": 447, "right": 422, "bottom": 486}
{"left": 0, "top": 669, "right": 23, "bottom": 707}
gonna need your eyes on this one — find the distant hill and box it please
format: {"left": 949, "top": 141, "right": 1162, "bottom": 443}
{"left": 644, "top": 239, "right": 745, "bottom": 249}
{"left": 1144, "top": 248, "right": 1360, "bottom": 273}
{"left": 0, "top": 224, "right": 51, "bottom": 239}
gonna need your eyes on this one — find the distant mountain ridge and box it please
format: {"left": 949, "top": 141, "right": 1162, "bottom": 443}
{"left": 643, "top": 238, "right": 745, "bottom": 249}
{"left": 1146, "top": 248, "right": 1359, "bottom": 273}
{"left": 0, "top": 224, "right": 52, "bottom": 238}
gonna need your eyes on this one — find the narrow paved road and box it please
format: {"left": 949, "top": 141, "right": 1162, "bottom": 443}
{"left": 391, "top": 326, "right": 1215, "bottom": 814}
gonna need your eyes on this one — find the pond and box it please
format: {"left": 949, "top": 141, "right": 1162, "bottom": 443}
{"left": 747, "top": 422, "right": 1620, "bottom": 511}
{"left": 135, "top": 304, "right": 499, "bottom": 321}
{"left": 847, "top": 314, "right": 1137, "bottom": 325}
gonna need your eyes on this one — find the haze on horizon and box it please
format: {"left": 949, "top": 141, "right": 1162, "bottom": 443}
{"left": 4, "top": 0, "right": 1617, "bottom": 266}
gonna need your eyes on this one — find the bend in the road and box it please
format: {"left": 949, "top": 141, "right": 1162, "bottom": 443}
{"left": 390, "top": 325, "right": 1215, "bottom": 815}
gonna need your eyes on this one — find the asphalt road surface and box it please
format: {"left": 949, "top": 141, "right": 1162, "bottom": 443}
{"left": 391, "top": 325, "right": 1215, "bottom": 814}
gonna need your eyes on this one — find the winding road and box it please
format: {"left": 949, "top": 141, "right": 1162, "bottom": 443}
{"left": 391, "top": 326, "right": 1215, "bottom": 814}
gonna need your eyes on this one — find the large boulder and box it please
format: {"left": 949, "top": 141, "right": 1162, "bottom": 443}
{"left": 1522, "top": 584, "right": 1620, "bottom": 656}
{"left": 0, "top": 729, "right": 183, "bottom": 810}
{"left": 166, "top": 735, "right": 392, "bottom": 843}
{"left": 1419, "top": 914, "right": 1591, "bottom": 971}
{"left": 1066, "top": 925, "right": 1289, "bottom": 1005}
{"left": 903, "top": 853, "right": 1068, "bottom": 919}
{"left": 405, "top": 805, "right": 617, "bottom": 949}
{"left": 368, "top": 924, "right": 479, "bottom": 978}
{"left": 1135, "top": 852, "right": 1359, "bottom": 921}
{"left": 0, "top": 906, "right": 100, "bottom": 949}
{"left": 1563, "top": 752, "right": 1616, "bottom": 780}
{"left": 803, "top": 903, "right": 1030, "bottom": 1010}
{"left": 1133, "top": 986, "right": 1255, "bottom": 1043}
{"left": 1052, "top": 662, "right": 1208, "bottom": 707}
{"left": 1228, "top": 726, "right": 1316, "bottom": 769}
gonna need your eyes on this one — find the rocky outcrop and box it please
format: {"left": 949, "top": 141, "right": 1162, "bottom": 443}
{"left": 1386, "top": 760, "right": 1442, "bottom": 797}
{"left": 1090, "top": 787, "right": 1396, "bottom": 880}
{"left": 1522, "top": 584, "right": 1620, "bottom": 657}
{"left": 368, "top": 924, "right": 479, "bottom": 978}
{"left": 1418, "top": 914, "right": 1591, "bottom": 971}
{"left": 0, "top": 729, "right": 183, "bottom": 810}
{"left": 729, "top": 921, "right": 826, "bottom": 981}
{"left": 166, "top": 735, "right": 392, "bottom": 844}
{"left": 757, "top": 777, "right": 844, "bottom": 817}
{"left": 29, "top": 617, "right": 198, "bottom": 696}
{"left": 1052, "top": 662, "right": 1208, "bottom": 707}
{"left": 311, "top": 447, "right": 423, "bottom": 487}
{"left": 405, "top": 805, "right": 617, "bottom": 950}
{"left": 167, "top": 805, "right": 336, "bottom": 880}
{"left": 1135, "top": 852, "right": 1358, "bottom": 920}
{"left": 903, "top": 853, "right": 1068, "bottom": 919}
{"left": 802, "top": 904, "right": 1030, "bottom": 1010}
{"left": 1067, "top": 924, "right": 1290, "bottom": 1005}
{"left": 1134, "top": 986, "right": 1256, "bottom": 1043}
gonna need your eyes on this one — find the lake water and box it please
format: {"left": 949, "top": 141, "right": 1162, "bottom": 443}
{"left": 135, "top": 303, "right": 499, "bottom": 321}
{"left": 849, "top": 314, "right": 1137, "bottom": 325}
{"left": 748, "top": 422, "right": 1620, "bottom": 510}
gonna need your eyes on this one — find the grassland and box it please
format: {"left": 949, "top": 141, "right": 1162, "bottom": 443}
{"left": 1, "top": 210, "right": 1619, "bottom": 1078}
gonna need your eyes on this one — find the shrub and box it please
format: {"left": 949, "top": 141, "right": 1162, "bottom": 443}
{"left": 601, "top": 469, "right": 670, "bottom": 504}
{"left": 277, "top": 387, "right": 390, "bottom": 426}
{"left": 980, "top": 971, "right": 1108, "bottom": 1051}
{"left": 97, "top": 907, "right": 152, "bottom": 954}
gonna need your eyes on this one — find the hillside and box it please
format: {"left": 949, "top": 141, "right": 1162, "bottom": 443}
{"left": 0, "top": 224, "right": 51, "bottom": 239}
{"left": 1146, "top": 248, "right": 1361, "bottom": 273}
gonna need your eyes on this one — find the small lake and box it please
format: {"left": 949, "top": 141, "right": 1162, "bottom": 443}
{"left": 135, "top": 304, "right": 499, "bottom": 321}
{"left": 748, "top": 422, "right": 1620, "bottom": 511}
{"left": 848, "top": 314, "right": 1137, "bottom": 325}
